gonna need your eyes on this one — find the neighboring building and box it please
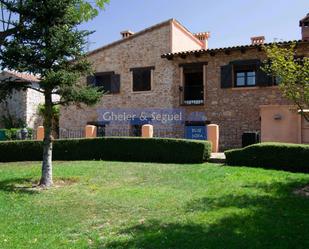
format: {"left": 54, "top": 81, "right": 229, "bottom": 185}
{"left": 60, "top": 15, "right": 309, "bottom": 150}
{"left": 0, "top": 71, "right": 43, "bottom": 129}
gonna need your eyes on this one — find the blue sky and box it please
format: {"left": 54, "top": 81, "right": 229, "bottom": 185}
{"left": 80, "top": 0, "right": 309, "bottom": 51}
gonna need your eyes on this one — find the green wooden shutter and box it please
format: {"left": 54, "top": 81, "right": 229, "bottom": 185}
{"left": 256, "top": 61, "right": 273, "bottom": 86}
{"left": 111, "top": 74, "right": 120, "bottom": 93}
{"left": 221, "top": 64, "right": 233, "bottom": 88}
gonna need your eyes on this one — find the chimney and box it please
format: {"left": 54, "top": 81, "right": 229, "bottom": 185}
{"left": 194, "top": 32, "right": 210, "bottom": 50}
{"left": 251, "top": 36, "right": 265, "bottom": 45}
{"left": 300, "top": 13, "right": 309, "bottom": 41}
{"left": 121, "top": 30, "right": 134, "bottom": 39}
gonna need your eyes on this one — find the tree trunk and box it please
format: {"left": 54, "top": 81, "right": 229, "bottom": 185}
{"left": 39, "top": 92, "right": 53, "bottom": 187}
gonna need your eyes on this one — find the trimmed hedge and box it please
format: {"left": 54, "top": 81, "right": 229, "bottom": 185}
{"left": 225, "top": 142, "right": 309, "bottom": 173}
{"left": 0, "top": 137, "right": 212, "bottom": 164}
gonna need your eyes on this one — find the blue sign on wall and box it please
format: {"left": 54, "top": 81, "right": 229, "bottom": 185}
{"left": 185, "top": 126, "right": 207, "bottom": 140}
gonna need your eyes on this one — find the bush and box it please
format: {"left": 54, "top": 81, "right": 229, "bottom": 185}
{"left": 225, "top": 142, "right": 309, "bottom": 173}
{"left": 0, "top": 128, "right": 33, "bottom": 141}
{"left": 0, "top": 137, "right": 212, "bottom": 164}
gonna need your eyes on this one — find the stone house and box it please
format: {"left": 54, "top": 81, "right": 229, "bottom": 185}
{"left": 60, "top": 19, "right": 208, "bottom": 137}
{"left": 0, "top": 71, "right": 44, "bottom": 129}
{"left": 60, "top": 15, "right": 309, "bottom": 150}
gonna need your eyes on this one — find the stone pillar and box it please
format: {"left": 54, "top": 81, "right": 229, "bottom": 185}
{"left": 85, "top": 125, "right": 97, "bottom": 138}
{"left": 37, "top": 126, "right": 44, "bottom": 141}
{"left": 207, "top": 124, "right": 219, "bottom": 153}
{"left": 142, "top": 124, "right": 153, "bottom": 138}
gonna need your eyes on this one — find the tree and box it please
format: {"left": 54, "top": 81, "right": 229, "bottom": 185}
{"left": 263, "top": 43, "right": 309, "bottom": 121}
{"left": 38, "top": 104, "right": 60, "bottom": 138}
{"left": 0, "top": 0, "right": 109, "bottom": 187}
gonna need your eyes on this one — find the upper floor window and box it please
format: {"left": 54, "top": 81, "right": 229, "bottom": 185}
{"left": 221, "top": 59, "right": 275, "bottom": 89}
{"left": 87, "top": 72, "right": 120, "bottom": 94}
{"left": 95, "top": 73, "right": 113, "bottom": 92}
{"left": 130, "top": 67, "right": 154, "bottom": 92}
{"left": 235, "top": 71, "right": 256, "bottom": 87}
{"left": 180, "top": 63, "right": 205, "bottom": 105}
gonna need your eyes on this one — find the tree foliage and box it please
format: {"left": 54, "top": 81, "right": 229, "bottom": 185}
{"left": 263, "top": 43, "right": 309, "bottom": 121}
{"left": 0, "top": 0, "right": 109, "bottom": 187}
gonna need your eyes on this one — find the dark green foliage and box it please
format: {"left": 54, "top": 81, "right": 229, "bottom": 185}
{"left": 0, "top": 0, "right": 103, "bottom": 105}
{"left": 225, "top": 142, "right": 309, "bottom": 172}
{"left": 0, "top": 0, "right": 109, "bottom": 185}
{"left": 0, "top": 128, "right": 33, "bottom": 140}
{"left": 0, "top": 114, "right": 26, "bottom": 129}
{"left": 0, "top": 138, "right": 211, "bottom": 163}
{"left": 0, "top": 139, "right": 43, "bottom": 161}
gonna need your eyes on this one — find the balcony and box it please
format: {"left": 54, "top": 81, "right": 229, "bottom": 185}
{"left": 182, "top": 85, "right": 204, "bottom": 105}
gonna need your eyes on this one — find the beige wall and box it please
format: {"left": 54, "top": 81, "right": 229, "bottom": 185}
{"left": 260, "top": 105, "right": 300, "bottom": 143}
{"left": 171, "top": 21, "right": 203, "bottom": 53}
{"left": 301, "top": 115, "right": 309, "bottom": 143}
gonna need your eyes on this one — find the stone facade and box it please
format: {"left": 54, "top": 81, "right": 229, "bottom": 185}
{"left": 25, "top": 85, "right": 44, "bottom": 128}
{"left": 59, "top": 18, "right": 309, "bottom": 150}
{"left": 60, "top": 19, "right": 205, "bottom": 134}
{"left": 0, "top": 76, "right": 44, "bottom": 129}
{"left": 169, "top": 43, "right": 309, "bottom": 149}
{"left": 0, "top": 89, "right": 27, "bottom": 127}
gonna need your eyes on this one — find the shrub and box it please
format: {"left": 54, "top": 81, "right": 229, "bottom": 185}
{"left": 0, "top": 128, "right": 33, "bottom": 141}
{"left": 0, "top": 137, "right": 212, "bottom": 163}
{"left": 225, "top": 142, "right": 309, "bottom": 173}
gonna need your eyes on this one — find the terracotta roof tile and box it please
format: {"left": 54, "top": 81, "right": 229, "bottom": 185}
{"left": 161, "top": 40, "right": 309, "bottom": 59}
{"left": 1, "top": 70, "right": 40, "bottom": 83}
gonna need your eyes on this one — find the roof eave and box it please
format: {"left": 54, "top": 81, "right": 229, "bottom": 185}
{"left": 161, "top": 40, "right": 309, "bottom": 59}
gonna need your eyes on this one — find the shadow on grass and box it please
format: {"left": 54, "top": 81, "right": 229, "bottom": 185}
{"left": 0, "top": 178, "right": 40, "bottom": 195}
{"left": 103, "top": 180, "right": 309, "bottom": 249}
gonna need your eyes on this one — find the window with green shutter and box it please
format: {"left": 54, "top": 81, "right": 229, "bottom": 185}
{"left": 87, "top": 72, "right": 120, "bottom": 94}
{"left": 130, "top": 67, "right": 154, "bottom": 92}
{"left": 220, "top": 59, "right": 275, "bottom": 88}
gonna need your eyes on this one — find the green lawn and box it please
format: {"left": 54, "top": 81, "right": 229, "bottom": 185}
{"left": 0, "top": 161, "right": 309, "bottom": 249}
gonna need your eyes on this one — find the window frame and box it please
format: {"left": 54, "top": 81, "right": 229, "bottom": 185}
{"left": 88, "top": 71, "right": 121, "bottom": 94}
{"left": 234, "top": 69, "right": 257, "bottom": 87}
{"left": 179, "top": 62, "right": 207, "bottom": 106}
{"left": 94, "top": 72, "right": 114, "bottom": 94}
{"left": 130, "top": 66, "right": 155, "bottom": 93}
{"left": 183, "top": 66, "right": 205, "bottom": 105}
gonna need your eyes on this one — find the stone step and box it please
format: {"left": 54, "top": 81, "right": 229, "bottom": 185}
{"left": 209, "top": 153, "right": 226, "bottom": 164}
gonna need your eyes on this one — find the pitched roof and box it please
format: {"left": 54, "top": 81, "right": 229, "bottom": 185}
{"left": 161, "top": 40, "right": 309, "bottom": 59}
{"left": 0, "top": 70, "right": 40, "bottom": 83}
{"left": 87, "top": 19, "right": 174, "bottom": 56}
{"left": 86, "top": 18, "right": 204, "bottom": 56}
